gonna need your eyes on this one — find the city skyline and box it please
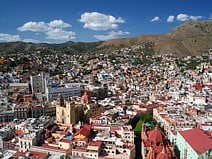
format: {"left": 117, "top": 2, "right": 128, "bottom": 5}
{"left": 0, "top": 0, "right": 211, "bottom": 43}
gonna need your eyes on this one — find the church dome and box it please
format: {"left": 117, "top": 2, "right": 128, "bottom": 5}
{"left": 147, "top": 125, "right": 163, "bottom": 144}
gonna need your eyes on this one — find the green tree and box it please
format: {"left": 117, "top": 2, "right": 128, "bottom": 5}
{"left": 60, "top": 155, "right": 71, "bottom": 159}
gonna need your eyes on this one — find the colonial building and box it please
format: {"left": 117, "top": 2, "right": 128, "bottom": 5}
{"left": 19, "top": 133, "right": 37, "bottom": 152}
{"left": 14, "top": 104, "right": 30, "bottom": 119}
{"left": 56, "top": 92, "right": 104, "bottom": 125}
{"left": 14, "top": 103, "right": 56, "bottom": 119}
{"left": 31, "top": 105, "right": 44, "bottom": 118}
{"left": 30, "top": 73, "right": 48, "bottom": 94}
{"left": 31, "top": 104, "right": 56, "bottom": 118}
{"left": 46, "top": 83, "right": 81, "bottom": 102}
{"left": 175, "top": 128, "right": 212, "bottom": 159}
{"left": 81, "top": 92, "right": 105, "bottom": 122}
{"left": 141, "top": 123, "right": 177, "bottom": 159}
{"left": 56, "top": 95, "right": 82, "bottom": 124}
{"left": 43, "top": 105, "right": 56, "bottom": 117}
{"left": 0, "top": 110, "right": 14, "bottom": 122}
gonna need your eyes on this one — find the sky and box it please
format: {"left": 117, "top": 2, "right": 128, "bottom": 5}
{"left": 0, "top": 0, "right": 211, "bottom": 43}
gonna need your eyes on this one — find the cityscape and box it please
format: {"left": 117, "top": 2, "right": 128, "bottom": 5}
{"left": 0, "top": 0, "right": 212, "bottom": 159}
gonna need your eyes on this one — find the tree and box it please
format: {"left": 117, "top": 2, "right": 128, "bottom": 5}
{"left": 60, "top": 155, "right": 71, "bottom": 159}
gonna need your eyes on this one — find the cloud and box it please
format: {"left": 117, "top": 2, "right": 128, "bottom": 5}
{"left": 151, "top": 16, "right": 160, "bottom": 22}
{"left": 46, "top": 28, "right": 75, "bottom": 40}
{"left": 177, "top": 14, "right": 189, "bottom": 21}
{"left": 167, "top": 15, "right": 175, "bottom": 22}
{"left": 177, "top": 14, "right": 203, "bottom": 21}
{"left": 209, "top": 14, "right": 212, "bottom": 20}
{"left": 18, "top": 19, "right": 75, "bottom": 41}
{"left": 23, "top": 38, "right": 40, "bottom": 43}
{"left": 18, "top": 21, "right": 49, "bottom": 32}
{"left": 79, "top": 12, "right": 125, "bottom": 31}
{"left": 0, "top": 33, "right": 21, "bottom": 42}
{"left": 48, "top": 19, "right": 71, "bottom": 28}
{"left": 0, "top": 33, "right": 42, "bottom": 43}
{"left": 190, "top": 15, "right": 203, "bottom": 21}
{"left": 94, "top": 31, "right": 130, "bottom": 41}
{"left": 18, "top": 20, "right": 71, "bottom": 32}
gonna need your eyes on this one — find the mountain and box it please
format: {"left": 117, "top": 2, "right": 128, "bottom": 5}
{"left": 99, "top": 20, "right": 212, "bottom": 56}
{"left": 0, "top": 21, "right": 211, "bottom": 56}
{"left": 0, "top": 41, "right": 102, "bottom": 55}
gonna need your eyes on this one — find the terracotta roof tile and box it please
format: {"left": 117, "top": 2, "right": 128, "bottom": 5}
{"left": 147, "top": 129, "right": 163, "bottom": 143}
{"left": 179, "top": 128, "right": 212, "bottom": 154}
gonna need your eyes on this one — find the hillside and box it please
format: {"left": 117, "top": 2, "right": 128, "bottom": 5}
{"left": 99, "top": 20, "right": 212, "bottom": 56}
{"left": 0, "top": 20, "right": 211, "bottom": 56}
{"left": 0, "top": 41, "right": 102, "bottom": 55}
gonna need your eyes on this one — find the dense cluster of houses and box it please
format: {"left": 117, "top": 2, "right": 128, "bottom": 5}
{"left": 0, "top": 49, "right": 211, "bottom": 158}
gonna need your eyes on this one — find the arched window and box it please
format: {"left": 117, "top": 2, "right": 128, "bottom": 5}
{"left": 62, "top": 109, "right": 65, "bottom": 116}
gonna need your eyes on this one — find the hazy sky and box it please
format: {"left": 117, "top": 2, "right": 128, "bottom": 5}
{"left": 0, "top": 0, "right": 211, "bottom": 43}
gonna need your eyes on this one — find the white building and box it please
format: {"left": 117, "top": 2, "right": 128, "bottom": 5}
{"left": 176, "top": 128, "right": 212, "bottom": 159}
{"left": 30, "top": 73, "right": 49, "bottom": 101}
{"left": 18, "top": 133, "right": 37, "bottom": 152}
{"left": 46, "top": 83, "right": 81, "bottom": 101}
{"left": 0, "top": 124, "right": 14, "bottom": 141}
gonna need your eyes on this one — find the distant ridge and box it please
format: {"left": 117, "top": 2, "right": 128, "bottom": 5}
{"left": 99, "top": 20, "right": 212, "bottom": 56}
{"left": 0, "top": 20, "right": 211, "bottom": 57}
{"left": 0, "top": 41, "right": 102, "bottom": 55}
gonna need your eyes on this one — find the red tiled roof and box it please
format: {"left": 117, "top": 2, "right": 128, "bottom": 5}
{"left": 24, "top": 94, "right": 33, "bottom": 97}
{"left": 147, "top": 129, "right": 163, "bottom": 143}
{"left": 15, "top": 129, "right": 25, "bottom": 136}
{"left": 59, "top": 138, "right": 72, "bottom": 143}
{"left": 110, "top": 127, "right": 121, "bottom": 133}
{"left": 78, "top": 125, "right": 91, "bottom": 137}
{"left": 89, "top": 141, "right": 102, "bottom": 146}
{"left": 29, "top": 151, "right": 49, "bottom": 158}
{"left": 179, "top": 128, "right": 212, "bottom": 154}
{"left": 41, "top": 143, "right": 65, "bottom": 151}
{"left": 91, "top": 123, "right": 104, "bottom": 126}
{"left": 170, "top": 130, "right": 177, "bottom": 135}
{"left": 31, "top": 105, "right": 43, "bottom": 109}
{"left": 154, "top": 145, "right": 172, "bottom": 155}
{"left": 193, "top": 83, "right": 204, "bottom": 91}
{"left": 15, "top": 104, "right": 29, "bottom": 108}
{"left": 204, "top": 83, "right": 212, "bottom": 89}
{"left": 146, "top": 103, "right": 160, "bottom": 109}
{"left": 11, "top": 151, "right": 48, "bottom": 159}
{"left": 156, "top": 151, "right": 169, "bottom": 159}
{"left": 143, "top": 139, "right": 151, "bottom": 147}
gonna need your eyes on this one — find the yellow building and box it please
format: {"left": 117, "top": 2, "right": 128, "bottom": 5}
{"left": 56, "top": 95, "right": 81, "bottom": 124}
{"left": 56, "top": 93, "right": 104, "bottom": 125}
